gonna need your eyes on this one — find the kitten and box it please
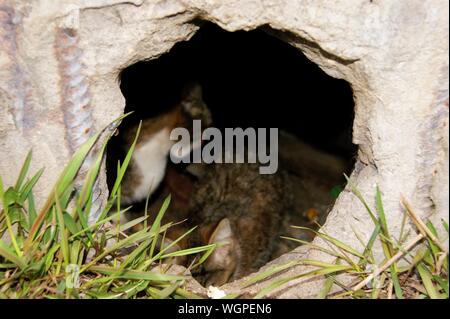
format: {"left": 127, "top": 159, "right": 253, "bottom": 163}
{"left": 123, "top": 162, "right": 292, "bottom": 287}
{"left": 118, "top": 82, "right": 212, "bottom": 206}
{"left": 186, "top": 163, "right": 293, "bottom": 287}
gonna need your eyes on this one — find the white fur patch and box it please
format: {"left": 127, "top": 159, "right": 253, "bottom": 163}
{"left": 128, "top": 128, "right": 173, "bottom": 203}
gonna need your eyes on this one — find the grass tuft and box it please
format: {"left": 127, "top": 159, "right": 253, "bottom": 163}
{"left": 0, "top": 118, "right": 210, "bottom": 299}
{"left": 247, "top": 180, "right": 448, "bottom": 299}
{"left": 1, "top": 118, "right": 448, "bottom": 299}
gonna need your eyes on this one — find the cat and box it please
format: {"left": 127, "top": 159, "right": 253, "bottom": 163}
{"left": 113, "top": 82, "right": 342, "bottom": 287}
{"left": 117, "top": 82, "right": 212, "bottom": 206}
{"left": 185, "top": 162, "right": 293, "bottom": 287}
{"left": 122, "top": 161, "right": 292, "bottom": 287}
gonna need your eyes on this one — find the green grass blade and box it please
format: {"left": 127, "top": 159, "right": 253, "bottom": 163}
{"left": 80, "top": 229, "right": 156, "bottom": 273}
{"left": 344, "top": 174, "right": 377, "bottom": 224}
{"left": 160, "top": 244, "right": 217, "bottom": 259}
{"left": 77, "top": 136, "right": 110, "bottom": 212}
{"left": 442, "top": 219, "right": 449, "bottom": 233}
{"left": 417, "top": 262, "right": 439, "bottom": 299}
{"left": 118, "top": 236, "right": 154, "bottom": 272}
{"left": 433, "top": 275, "right": 449, "bottom": 296}
{"left": 243, "top": 260, "right": 303, "bottom": 288}
{"left": 375, "top": 186, "right": 389, "bottom": 237}
{"left": 254, "top": 277, "right": 295, "bottom": 299}
{"left": 106, "top": 215, "right": 149, "bottom": 237}
{"left": 146, "top": 227, "right": 198, "bottom": 265}
{"left": 27, "top": 187, "right": 37, "bottom": 227}
{"left": 282, "top": 236, "right": 349, "bottom": 262}
{"left": 398, "top": 209, "right": 408, "bottom": 244}
{"left": 375, "top": 186, "right": 395, "bottom": 258}
{"left": 110, "top": 122, "right": 142, "bottom": 198}
{"left": 292, "top": 226, "right": 364, "bottom": 259}
{"left": 390, "top": 264, "right": 403, "bottom": 299}
{"left": 86, "top": 291, "right": 126, "bottom": 299}
{"left": 191, "top": 244, "right": 217, "bottom": 269}
{"left": 113, "top": 280, "right": 150, "bottom": 299}
{"left": 148, "top": 195, "right": 171, "bottom": 259}
{"left": 89, "top": 265, "right": 184, "bottom": 281}
{"left": 44, "top": 244, "right": 60, "bottom": 273}
{"left": 173, "top": 287, "right": 204, "bottom": 299}
{"left": 14, "top": 151, "right": 32, "bottom": 190}
{"left": 425, "top": 221, "right": 440, "bottom": 258}
{"left": 18, "top": 168, "right": 44, "bottom": 204}
{"left": 371, "top": 272, "right": 387, "bottom": 299}
{"left": 54, "top": 193, "right": 69, "bottom": 266}
{"left": 317, "top": 275, "right": 335, "bottom": 299}
{"left": 25, "top": 134, "right": 99, "bottom": 250}
{"left": 374, "top": 192, "right": 403, "bottom": 299}
{"left": 299, "top": 259, "right": 358, "bottom": 272}
{"left": 254, "top": 264, "right": 353, "bottom": 299}
{"left": 0, "top": 175, "right": 4, "bottom": 201}
{"left": 63, "top": 212, "right": 80, "bottom": 235}
{"left": 158, "top": 282, "right": 183, "bottom": 299}
{"left": 359, "top": 224, "right": 381, "bottom": 268}
{"left": 69, "top": 240, "right": 82, "bottom": 265}
{"left": 0, "top": 240, "right": 26, "bottom": 270}
{"left": 68, "top": 207, "right": 134, "bottom": 240}
{"left": 149, "top": 195, "right": 171, "bottom": 237}
{"left": 2, "top": 203, "right": 22, "bottom": 258}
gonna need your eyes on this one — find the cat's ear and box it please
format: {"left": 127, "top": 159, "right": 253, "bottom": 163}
{"left": 180, "top": 82, "right": 212, "bottom": 126}
{"left": 209, "top": 218, "right": 233, "bottom": 244}
{"left": 181, "top": 82, "right": 202, "bottom": 103}
{"left": 204, "top": 218, "right": 237, "bottom": 286}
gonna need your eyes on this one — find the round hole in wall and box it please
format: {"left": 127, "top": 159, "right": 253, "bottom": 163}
{"left": 107, "top": 21, "right": 356, "bottom": 286}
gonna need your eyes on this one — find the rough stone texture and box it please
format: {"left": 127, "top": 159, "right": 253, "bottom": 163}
{"left": 0, "top": 0, "right": 448, "bottom": 298}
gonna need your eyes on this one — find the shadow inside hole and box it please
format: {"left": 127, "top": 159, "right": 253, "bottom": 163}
{"left": 107, "top": 22, "right": 357, "bottom": 286}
